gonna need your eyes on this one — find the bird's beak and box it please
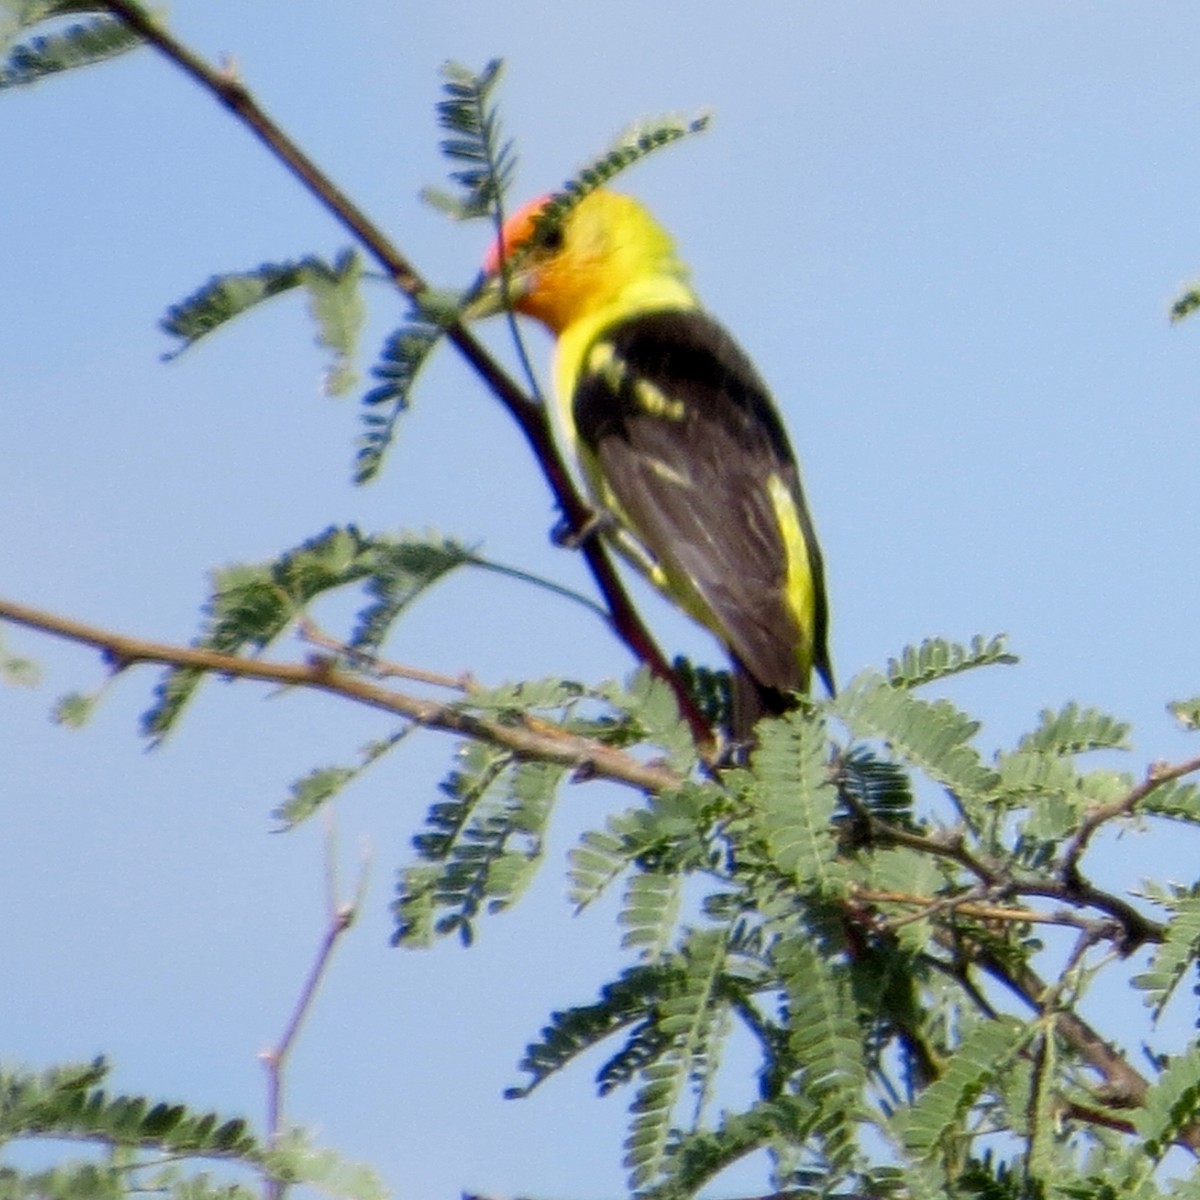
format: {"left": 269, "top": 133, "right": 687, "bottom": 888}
{"left": 461, "top": 265, "right": 529, "bottom": 322}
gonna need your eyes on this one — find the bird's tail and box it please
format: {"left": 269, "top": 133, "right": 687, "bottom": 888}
{"left": 728, "top": 655, "right": 837, "bottom": 750}
{"left": 729, "top": 660, "right": 796, "bottom": 747}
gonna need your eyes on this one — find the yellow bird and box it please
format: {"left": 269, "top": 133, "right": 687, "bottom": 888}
{"left": 470, "top": 189, "right": 833, "bottom": 738}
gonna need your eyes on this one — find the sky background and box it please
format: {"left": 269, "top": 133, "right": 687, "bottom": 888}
{"left": 4, "top": 3, "right": 1200, "bottom": 1196}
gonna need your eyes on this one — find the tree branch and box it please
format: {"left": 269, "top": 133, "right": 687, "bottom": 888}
{"left": 0, "top": 595, "right": 681, "bottom": 794}
{"left": 854, "top": 800, "right": 1168, "bottom": 951}
{"left": 1059, "top": 754, "right": 1200, "bottom": 884}
{"left": 939, "top": 926, "right": 1200, "bottom": 1154}
{"left": 855, "top": 887, "right": 1125, "bottom": 934}
{"left": 296, "top": 618, "right": 478, "bottom": 693}
{"left": 92, "top": 0, "right": 714, "bottom": 750}
{"left": 261, "top": 826, "right": 368, "bottom": 1200}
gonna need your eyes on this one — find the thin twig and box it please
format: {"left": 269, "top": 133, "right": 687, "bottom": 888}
{"left": 93, "top": 0, "right": 714, "bottom": 750}
{"left": 261, "top": 826, "right": 370, "bottom": 1200}
{"left": 855, "top": 887, "right": 1115, "bottom": 933}
{"left": 296, "top": 619, "right": 477, "bottom": 692}
{"left": 858, "top": 817, "right": 1003, "bottom": 887}
{"left": 1059, "top": 754, "right": 1200, "bottom": 883}
{"left": 1043, "top": 924, "right": 1111, "bottom": 1012}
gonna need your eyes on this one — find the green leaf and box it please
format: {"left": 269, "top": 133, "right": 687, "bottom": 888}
{"left": 640, "top": 1097, "right": 819, "bottom": 1200}
{"left": 749, "top": 708, "right": 843, "bottom": 893}
{"left": 302, "top": 248, "right": 365, "bottom": 397}
{"left": 623, "top": 928, "right": 726, "bottom": 1192}
{"left": 482, "top": 759, "right": 559, "bottom": 911}
{"left": 597, "top": 1020, "right": 672, "bottom": 1101}
{"left": 1140, "top": 777, "right": 1200, "bottom": 824}
{"left": 354, "top": 311, "right": 445, "bottom": 485}
{"left": 836, "top": 743, "right": 916, "bottom": 827}
{"left": 393, "top": 740, "right": 511, "bottom": 945}
{"left": 0, "top": 11, "right": 141, "bottom": 89}
{"left": 569, "top": 783, "right": 718, "bottom": 918}
{"left": 413, "top": 740, "right": 511, "bottom": 863}
{"left": 833, "top": 671, "right": 998, "bottom": 814}
{"left": 568, "top": 825, "right": 632, "bottom": 912}
{"left": 274, "top": 730, "right": 410, "bottom": 829}
{"left": 512, "top": 113, "right": 712, "bottom": 269}
{"left": 506, "top": 963, "right": 682, "bottom": 1099}
{"left": 669, "top": 656, "right": 731, "bottom": 733}
{"left": 1024, "top": 1022, "right": 1059, "bottom": 1185}
{"left": 141, "top": 526, "right": 368, "bottom": 741}
{"left": 1132, "top": 888, "right": 1200, "bottom": 1020}
{"left": 1168, "top": 695, "right": 1200, "bottom": 731}
{"left": 160, "top": 261, "right": 307, "bottom": 355}
{"left": 993, "top": 749, "right": 1087, "bottom": 847}
{"left": 391, "top": 746, "right": 563, "bottom": 947}
{"left": 619, "top": 870, "right": 683, "bottom": 962}
{"left": 899, "top": 1017, "right": 1025, "bottom": 1164}
{"left": 348, "top": 533, "right": 474, "bottom": 652}
{"left": 141, "top": 527, "right": 473, "bottom": 742}
{"left": 277, "top": 767, "right": 355, "bottom": 828}
{"left": 775, "top": 935, "right": 868, "bottom": 1172}
{"left": 51, "top": 691, "right": 95, "bottom": 728}
{"left": 0, "top": 1161, "right": 126, "bottom": 1200}
{"left": 461, "top": 676, "right": 587, "bottom": 715}
{"left": 592, "top": 668, "right": 698, "bottom": 771}
{"left": 864, "top": 845, "right": 946, "bottom": 956}
{"left": 1017, "top": 702, "right": 1131, "bottom": 755}
{"left": 885, "top": 634, "right": 1016, "bottom": 689}
{"left": 0, "top": 1060, "right": 258, "bottom": 1159}
{"left": 1170, "top": 287, "right": 1200, "bottom": 324}
{"left": 1, "top": 633, "right": 39, "bottom": 686}
{"left": 161, "top": 253, "right": 365, "bottom": 397}
{"left": 428, "top": 59, "right": 514, "bottom": 220}
{"left": 262, "top": 1129, "right": 386, "bottom": 1200}
{"left": 1133, "top": 1041, "right": 1200, "bottom": 1161}
{"left": 387, "top": 863, "right": 438, "bottom": 950}
{"left": 995, "top": 746, "right": 1081, "bottom": 802}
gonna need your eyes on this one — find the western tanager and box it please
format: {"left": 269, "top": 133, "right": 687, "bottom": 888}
{"left": 469, "top": 188, "right": 833, "bottom": 738}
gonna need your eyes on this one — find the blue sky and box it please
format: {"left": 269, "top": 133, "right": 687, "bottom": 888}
{"left": 5, "top": 3, "right": 1200, "bottom": 1196}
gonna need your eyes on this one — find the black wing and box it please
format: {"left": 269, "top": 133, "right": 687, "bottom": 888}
{"left": 573, "top": 309, "right": 832, "bottom": 697}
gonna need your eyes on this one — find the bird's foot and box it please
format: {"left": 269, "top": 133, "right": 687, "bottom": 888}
{"left": 552, "top": 506, "right": 613, "bottom": 549}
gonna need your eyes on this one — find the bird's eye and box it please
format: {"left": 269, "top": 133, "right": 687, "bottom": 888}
{"left": 534, "top": 223, "right": 564, "bottom": 252}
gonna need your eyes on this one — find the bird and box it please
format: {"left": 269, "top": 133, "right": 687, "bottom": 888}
{"left": 467, "top": 188, "right": 833, "bottom": 741}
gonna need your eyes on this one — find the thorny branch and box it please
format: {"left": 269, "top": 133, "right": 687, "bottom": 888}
{"left": 92, "top": 0, "right": 714, "bottom": 750}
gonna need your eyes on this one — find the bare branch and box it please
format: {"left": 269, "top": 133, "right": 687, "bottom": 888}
{"left": 296, "top": 619, "right": 478, "bottom": 693}
{"left": 261, "top": 824, "right": 370, "bottom": 1200}
{"left": 1060, "top": 754, "right": 1200, "bottom": 883}
{"left": 0, "top": 595, "right": 681, "bottom": 794}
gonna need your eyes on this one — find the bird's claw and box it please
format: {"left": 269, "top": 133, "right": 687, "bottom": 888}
{"left": 552, "top": 507, "right": 613, "bottom": 549}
